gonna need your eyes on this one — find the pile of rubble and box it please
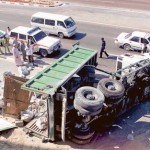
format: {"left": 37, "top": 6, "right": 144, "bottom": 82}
{"left": 0, "top": 73, "right": 48, "bottom": 133}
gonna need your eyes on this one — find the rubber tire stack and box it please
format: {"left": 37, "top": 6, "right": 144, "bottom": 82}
{"left": 74, "top": 86, "right": 105, "bottom": 116}
{"left": 97, "top": 78, "right": 125, "bottom": 103}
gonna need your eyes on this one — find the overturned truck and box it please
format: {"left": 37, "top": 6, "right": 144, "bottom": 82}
{"left": 21, "top": 43, "right": 150, "bottom": 144}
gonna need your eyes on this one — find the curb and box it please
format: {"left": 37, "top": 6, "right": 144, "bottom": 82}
{"left": 0, "top": 1, "right": 64, "bottom": 7}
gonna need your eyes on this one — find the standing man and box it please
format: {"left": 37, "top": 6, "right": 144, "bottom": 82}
{"left": 12, "top": 36, "right": 18, "bottom": 48}
{"left": 25, "top": 40, "right": 34, "bottom": 64}
{"left": 12, "top": 44, "right": 23, "bottom": 66}
{"left": 141, "top": 43, "right": 148, "bottom": 54}
{"left": 100, "top": 37, "right": 109, "bottom": 58}
{"left": 2, "top": 36, "right": 11, "bottom": 53}
{"left": 20, "top": 40, "right": 27, "bottom": 61}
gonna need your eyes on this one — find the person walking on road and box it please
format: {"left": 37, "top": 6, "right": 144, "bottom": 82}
{"left": 99, "top": 37, "right": 109, "bottom": 58}
{"left": 20, "top": 40, "right": 27, "bottom": 61}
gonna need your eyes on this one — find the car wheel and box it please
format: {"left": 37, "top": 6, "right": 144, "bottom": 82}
{"left": 40, "top": 49, "right": 48, "bottom": 57}
{"left": 97, "top": 78, "right": 125, "bottom": 101}
{"left": 123, "top": 44, "right": 131, "bottom": 51}
{"left": 58, "top": 32, "right": 64, "bottom": 38}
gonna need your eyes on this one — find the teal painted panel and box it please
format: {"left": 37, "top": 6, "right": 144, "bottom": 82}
{"left": 22, "top": 46, "right": 97, "bottom": 95}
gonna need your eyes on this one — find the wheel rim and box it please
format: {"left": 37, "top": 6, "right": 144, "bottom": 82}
{"left": 41, "top": 50, "right": 47, "bottom": 57}
{"left": 58, "top": 33, "right": 64, "bottom": 38}
{"left": 124, "top": 44, "right": 130, "bottom": 51}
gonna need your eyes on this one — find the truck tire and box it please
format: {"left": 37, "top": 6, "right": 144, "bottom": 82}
{"left": 70, "top": 135, "right": 93, "bottom": 145}
{"left": 40, "top": 49, "right": 48, "bottom": 57}
{"left": 74, "top": 100, "right": 102, "bottom": 116}
{"left": 74, "top": 86, "right": 105, "bottom": 111}
{"left": 97, "top": 78, "right": 125, "bottom": 100}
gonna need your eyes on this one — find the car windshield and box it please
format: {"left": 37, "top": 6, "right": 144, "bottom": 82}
{"left": 33, "top": 31, "right": 47, "bottom": 42}
{"left": 64, "top": 17, "right": 75, "bottom": 28}
{"left": 125, "top": 33, "right": 132, "bottom": 39}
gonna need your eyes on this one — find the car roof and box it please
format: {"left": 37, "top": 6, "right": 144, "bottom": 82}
{"left": 11, "top": 26, "right": 41, "bottom": 36}
{"left": 32, "top": 12, "right": 69, "bottom": 21}
{"left": 132, "top": 31, "right": 150, "bottom": 38}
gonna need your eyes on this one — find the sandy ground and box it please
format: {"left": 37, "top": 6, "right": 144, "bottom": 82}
{"left": 0, "top": 102, "right": 150, "bottom": 150}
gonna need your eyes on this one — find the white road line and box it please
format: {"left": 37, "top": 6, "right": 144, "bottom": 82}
{"left": 0, "top": 20, "right": 6, "bottom": 22}
{"left": 77, "top": 19, "right": 150, "bottom": 32}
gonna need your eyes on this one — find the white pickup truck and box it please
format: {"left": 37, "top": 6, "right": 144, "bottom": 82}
{"left": 9, "top": 26, "right": 62, "bottom": 57}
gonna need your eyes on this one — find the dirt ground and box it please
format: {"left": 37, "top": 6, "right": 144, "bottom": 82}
{"left": 0, "top": 102, "right": 150, "bottom": 150}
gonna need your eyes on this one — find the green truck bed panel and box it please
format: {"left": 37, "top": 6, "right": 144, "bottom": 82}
{"left": 21, "top": 46, "right": 97, "bottom": 95}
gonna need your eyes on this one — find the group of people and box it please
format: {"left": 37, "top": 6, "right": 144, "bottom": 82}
{"left": 0, "top": 27, "right": 35, "bottom": 67}
{"left": 12, "top": 36, "right": 34, "bottom": 67}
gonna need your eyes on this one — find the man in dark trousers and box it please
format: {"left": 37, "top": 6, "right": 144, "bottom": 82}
{"left": 100, "top": 37, "right": 109, "bottom": 58}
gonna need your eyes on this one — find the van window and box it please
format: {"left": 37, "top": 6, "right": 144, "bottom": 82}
{"left": 64, "top": 17, "right": 75, "bottom": 28}
{"left": 57, "top": 21, "right": 66, "bottom": 28}
{"left": 45, "top": 19, "right": 55, "bottom": 26}
{"left": 32, "top": 17, "right": 44, "bottom": 24}
{"left": 19, "top": 34, "right": 26, "bottom": 40}
{"left": 10, "top": 32, "right": 18, "bottom": 38}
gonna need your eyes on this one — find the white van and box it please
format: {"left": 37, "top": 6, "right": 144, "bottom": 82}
{"left": 31, "top": 12, "right": 77, "bottom": 38}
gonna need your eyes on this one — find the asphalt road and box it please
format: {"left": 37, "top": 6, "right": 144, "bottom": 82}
{"left": 1, "top": 3, "right": 150, "bottom": 72}
{"left": 60, "top": 0, "right": 150, "bottom": 11}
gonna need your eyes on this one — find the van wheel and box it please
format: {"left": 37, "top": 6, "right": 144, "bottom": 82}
{"left": 58, "top": 32, "right": 64, "bottom": 39}
{"left": 40, "top": 49, "right": 48, "bottom": 57}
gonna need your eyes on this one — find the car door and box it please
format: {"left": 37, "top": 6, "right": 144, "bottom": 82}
{"left": 129, "top": 36, "right": 141, "bottom": 50}
{"left": 45, "top": 19, "right": 56, "bottom": 35}
{"left": 56, "top": 21, "right": 66, "bottom": 35}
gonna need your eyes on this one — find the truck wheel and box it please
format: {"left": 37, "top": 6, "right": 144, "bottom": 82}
{"left": 123, "top": 44, "right": 131, "bottom": 51}
{"left": 74, "top": 86, "right": 105, "bottom": 111}
{"left": 58, "top": 32, "right": 64, "bottom": 39}
{"left": 70, "top": 135, "right": 93, "bottom": 145}
{"left": 40, "top": 49, "right": 48, "bottom": 57}
{"left": 97, "top": 78, "right": 125, "bottom": 100}
{"left": 74, "top": 100, "right": 102, "bottom": 116}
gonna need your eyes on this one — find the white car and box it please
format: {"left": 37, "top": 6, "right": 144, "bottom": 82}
{"left": 0, "top": 30, "right": 6, "bottom": 38}
{"left": 9, "top": 26, "right": 61, "bottom": 57}
{"left": 115, "top": 31, "right": 150, "bottom": 51}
